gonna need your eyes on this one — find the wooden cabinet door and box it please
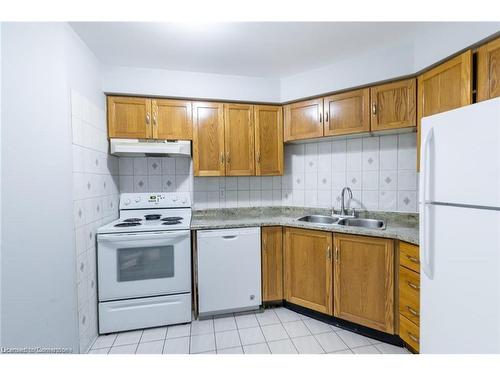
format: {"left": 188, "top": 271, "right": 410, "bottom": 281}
{"left": 477, "top": 37, "right": 500, "bottom": 102}
{"left": 255, "top": 105, "right": 283, "bottom": 176}
{"left": 107, "top": 96, "right": 152, "bottom": 139}
{"left": 284, "top": 228, "right": 333, "bottom": 314}
{"left": 152, "top": 99, "right": 192, "bottom": 140}
{"left": 333, "top": 234, "right": 395, "bottom": 333}
{"left": 223, "top": 104, "right": 255, "bottom": 176}
{"left": 283, "top": 99, "right": 324, "bottom": 141}
{"left": 192, "top": 102, "right": 225, "bottom": 176}
{"left": 323, "top": 88, "right": 370, "bottom": 136}
{"left": 370, "top": 79, "right": 416, "bottom": 131}
{"left": 417, "top": 50, "right": 472, "bottom": 170}
{"left": 262, "top": 227, "right": 284, "bottom": 302}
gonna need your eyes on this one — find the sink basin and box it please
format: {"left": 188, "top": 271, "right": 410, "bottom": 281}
{"left": 337, "top": 218, "right": 386, "bottom": 230}
{"left": 297, "top": 215, "right": 339, "bottom": 225}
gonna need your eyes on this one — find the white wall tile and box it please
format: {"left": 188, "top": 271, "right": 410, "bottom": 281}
{"left": 380, "top": 135, "right": 398, "bottom": 170}
{"left": 346, "top": 138, "right": 362, "bottom": 171}
{"left": 397, "top": 170, "right": 417, "bottom": 190}
{"left": 398, "top": 133, "right": 417, "bottom": 170}
{"left": 379, "top": 191, "right": 397, "bottom": 211}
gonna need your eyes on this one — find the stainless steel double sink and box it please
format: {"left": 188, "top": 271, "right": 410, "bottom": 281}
{"left": 297, "top": 215, "right": 386, "bottom": 230}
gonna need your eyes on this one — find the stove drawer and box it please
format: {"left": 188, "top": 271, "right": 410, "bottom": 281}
{"left": 98, "top": 293, "right": 191, "bottom": 334}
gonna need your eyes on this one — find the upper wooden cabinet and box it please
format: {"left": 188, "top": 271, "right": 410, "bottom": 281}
{"left": 261, "top": 227, "right": 284, "bottom": 302}
{"left": 152, "top": 99, "right": 193, "bottom": 140}
{"left": 333, "top": 234, "right": 395, "bottom": 334}
{"left": 107, "top": 96, "right": 152, "bottom": 139}
{"left": 370, "top": 79, "right": 416, "bottom": 131}
{"left": 224, "top": 104, "right": 255, "bottom": 176}
{"left": 255, "top": 105, "right": 283, "bottom": 176}
{"left": 192, "top": 102, "right": 225, "bottom": 176}
{"left": 417, "top": 50, "right": 472, "bottom": 170}
{"left": 284, "top": 99, "right": 324, "bottom": 141}
{"left": 477, "top": 37, "right": 500, "bottom": 102}
{"left": 284, "top": 227, "right": 333, "bottom": 315}
{"left": 323, "top": 88, "right": 370, "bottom": 136}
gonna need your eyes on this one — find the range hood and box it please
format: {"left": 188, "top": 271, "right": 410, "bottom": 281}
{"left": 110, "top": 139, "right": 191, "bottom": 157}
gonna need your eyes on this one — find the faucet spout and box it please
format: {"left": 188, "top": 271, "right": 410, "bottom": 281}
{"left": 340, "top": 187, "right": 353, "bottom": 216}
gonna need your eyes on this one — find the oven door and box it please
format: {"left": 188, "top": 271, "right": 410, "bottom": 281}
{"left": 97, "top": 230, "right": 191, "bottom": 301}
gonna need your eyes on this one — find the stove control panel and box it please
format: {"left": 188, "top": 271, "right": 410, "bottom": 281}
{"left": 120, "top": 192, "right": 191, "bottom": 210}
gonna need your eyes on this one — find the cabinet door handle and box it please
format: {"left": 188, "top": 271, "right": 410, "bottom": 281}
{"left": 407, "top": 281, "right": 420, "bottom": 291}
{"left": 371, "top": 103, "right": 377, "bottom": 115}
{"left": 326, "top": 246, "right": 331, "bottom": 260}
{"left": 334, "top": 246, "right": 339, "bottom": 263}
{"left": 257, "top": 153, "right": 261, "bottom": 164}
{"left": 220, "top": 152, "right": 225, "bottom": 164}
{"left": 263, "top": 239, "right": 266, "bottom": 251}
{"left": 325, "top": 111, "right": 329, "bottom": 122}
{"left": 406, "top": 305, "right": 420, "bottom": 317}
{"left": 319, "top": 113, "right": 322, "bottom": 123}
{"left": 226, "top": 152, "right": 230, "bottom": 164}
{"left": 406, "top": 255, "right": 419, "bottom": 264}
{"left": 146, "top": 113, "right": 151, "bottom": 125}
{"left": 407, "top": 332, "right": 419, "bottom": 343}
{"left": 153, "top": 112, "right": 157, "bottom": 126}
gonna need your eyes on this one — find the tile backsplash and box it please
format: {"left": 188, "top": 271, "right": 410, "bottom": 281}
{"left": 71, "top": 89, "right": 119, "bottom": 353}
{"left": 117, "top": 133, "right": 417, "bottom": 212}
{"left": 282, "top": 133, "right": 418, "bottom": 212}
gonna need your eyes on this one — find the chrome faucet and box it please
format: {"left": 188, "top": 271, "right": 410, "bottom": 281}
{"left": 340, "top": 187, "right": 353, "bottom": 217}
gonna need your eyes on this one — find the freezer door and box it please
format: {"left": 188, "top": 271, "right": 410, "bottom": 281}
{"left": 420, "top": 204, "right": 500, "bottom": 353}
{"left": 420, "top": 98, "right": 500, "bottom": 208}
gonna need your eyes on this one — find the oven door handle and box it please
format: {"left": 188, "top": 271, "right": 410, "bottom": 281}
{"left": 98, "top": 231, "right": 190, "bottom": 242}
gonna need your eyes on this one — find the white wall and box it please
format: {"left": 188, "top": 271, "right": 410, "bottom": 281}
{"left": 1, "top": 23, "right": 79, "bottom": 352}
{"left": 413, "top": 22, "right": 500, "bottom": 71}
{"left": 102, "top": 65, "right": 281, "bottom": 103}
{"left": 280, "top": 41, "right": 414, "bottom": 102}
{"left": 0, "top": 21, "right": 3, "bottom": 347}
{"left": 65, "top": 25, "right": 119, "bottom": 353}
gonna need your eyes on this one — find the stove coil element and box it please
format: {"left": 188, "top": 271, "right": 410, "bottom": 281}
{"left": 114, "top": 222, "right": 142, "bottom": 227}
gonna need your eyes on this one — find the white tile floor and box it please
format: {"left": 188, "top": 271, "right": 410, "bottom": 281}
{"left": 88, "top": 307, "right": 410, "bottom": 354}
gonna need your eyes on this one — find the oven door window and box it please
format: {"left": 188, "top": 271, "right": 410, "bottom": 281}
{"left": 117, "top": 245, "right": 174, "bottom": 282}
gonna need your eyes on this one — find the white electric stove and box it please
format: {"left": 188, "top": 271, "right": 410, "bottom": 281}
{"left": 97, "top": 192, "right": 192, "bottom": 334}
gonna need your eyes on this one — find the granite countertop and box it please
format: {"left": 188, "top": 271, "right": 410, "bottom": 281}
{"left": 191, "top": 206, "right": 419, "bottom": 245}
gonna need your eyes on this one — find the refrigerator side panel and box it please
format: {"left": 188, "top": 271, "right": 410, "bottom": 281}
{"left": 420, "top": 98, "right": 500, "bottom": 208}
{"left": 420, "top": 204, "right": 500, "bottom": 353}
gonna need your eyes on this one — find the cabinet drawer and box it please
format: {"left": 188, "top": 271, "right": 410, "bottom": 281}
{"left": 399, "top": 266, "right": 420, "bottom": 326}
{"left": 399, "top": 314, "right": 420, "bottom": 352}
{"left": 399, "top": 241, "right": 420, "bottom": 273}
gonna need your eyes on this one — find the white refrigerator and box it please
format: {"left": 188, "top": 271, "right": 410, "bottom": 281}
{"left": 419, "top": 97, "right": 500, "bottom": 353}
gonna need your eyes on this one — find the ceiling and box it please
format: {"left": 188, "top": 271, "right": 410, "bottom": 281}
{"left": 71, "top": 22, "right": 428, "bottom": 78}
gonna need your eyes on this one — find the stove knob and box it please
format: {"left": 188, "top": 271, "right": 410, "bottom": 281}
{"left": 124, "top": 199, "right": 131, "bottom": 206}
{"left": 172, "top": 196, "right": 178, "bottom": 202}
{"left": 135, "top": 197, "right": 141, "bottom": 203}
{"left": 181, "top": 198, "right": 187, "bottom": 204}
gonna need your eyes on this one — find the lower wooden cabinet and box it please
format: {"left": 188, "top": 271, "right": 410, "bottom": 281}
{"left": 398, "top": 241, "right": 420, "bottom": 352}
{"left": 284, "top": 228, "right": 333, "bottom": 314}
{"left": 261, "top": 227, "right": 283, "bottom": 302}
{"left": 333, "top": 234, "right": 395, "bottom": 333}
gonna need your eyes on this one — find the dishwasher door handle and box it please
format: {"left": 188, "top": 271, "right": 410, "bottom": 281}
{"left": 221, "top": 235, "right": 238, "bottom": 240}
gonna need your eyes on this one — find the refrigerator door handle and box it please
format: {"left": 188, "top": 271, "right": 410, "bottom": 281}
{"left": 420, "top": 127, "right": 434, "bottom": 279}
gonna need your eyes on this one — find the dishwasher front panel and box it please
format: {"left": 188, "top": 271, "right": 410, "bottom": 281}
{"left": 197, "top": 227, "right": 262, "bottom": 316}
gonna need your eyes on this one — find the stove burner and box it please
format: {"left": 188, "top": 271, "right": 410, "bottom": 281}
{"left": 162, "top": 220, "right": 182, "bottom": 225}
{"left": 161, "top": 216, "right": 183, "bottom": 222}
{"left": 123, "top": 218, "right": 142, "bottom": 223}
{"left": 115, "top": 222, "right": 141, "bottom": 227}
{"left": 144, "top": 214, "right": 161, "bottom": 221}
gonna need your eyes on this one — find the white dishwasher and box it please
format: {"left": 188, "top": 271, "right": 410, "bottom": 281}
{"left": 197, "top": 227, "right": 261, "bottom": 316}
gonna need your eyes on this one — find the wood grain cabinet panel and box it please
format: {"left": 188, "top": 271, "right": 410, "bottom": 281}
{"left": 261, "top": 227, "right": 284, "bottom": 302}
{"left": 399, "top": 266, "right": 420, "bottom": 326}
{"left": 333, "top": 234, "right": 395, "bottom": 333}
{"left": 477, "top": 37, "right": 500, "bottom": 102}
{"left": 224, "top": 104, "right": 255, "bottom": 176}
{"left": 399, "top": 314, "right": 420, "bottom": 352}
{"left": 152, "top": 99, "right": 192, "bottom": 140}
{"left": 192, "top": 102, "right": 225, "bottom": 176}
{"left": 399, "top": 241, "right": 420, "bottom": 273}
{"left": 284, "top": 228, "right": 333, "bottom": 314}
{"left": 417, "top": 50, "right": 472, "bottom": 170}
{"left": 255, "top": 105, "right": 283, "bottom": 176}
{"left": 107, "top": 96, "right": 152, "bottom": 139}
{"left": 284, "top": 99, "right": 324, "bottom": 141}
{"left": 323, "top": 89, "right": 370, "bottom": 136}
{"left": 370, "top": 79, "right": 416, "bottom": 131}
